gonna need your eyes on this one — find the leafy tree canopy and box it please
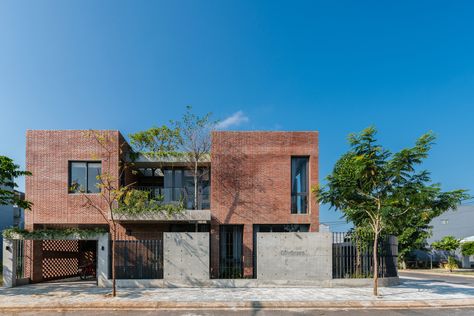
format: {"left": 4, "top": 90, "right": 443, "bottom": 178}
{"left": 0, "top": 155, "right": 31, "bottom": 209}
{"left": 316, "top": 126, "right": 469, "bottom": 295}
{"left": 129, "top": 125, "right": 181, "bottom": 160}
{"left": 432, "top": 235, "right": 460, "bottom": 253}
{"left": 461, "top": 241, "right": 474, "bottom": 256}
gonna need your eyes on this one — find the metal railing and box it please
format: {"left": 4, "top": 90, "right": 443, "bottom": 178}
{"left": 332, "top": 232, "right": 398, "bottom": 279}
{"left": 133, "top": 186, "right": 210, "bottom": 210}
{"left": 14, "top": 240, "right": 26, "bottom": 279}
{"left": 110, "top": 240, "right": 163, "bottom": 279}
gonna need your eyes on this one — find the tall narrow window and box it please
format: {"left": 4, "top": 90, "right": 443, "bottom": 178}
{"left": 69, "top": 161, "right": 101, "bottom": 193}
{"left": 291, "top": 157, "right": 308, "bottom": 214}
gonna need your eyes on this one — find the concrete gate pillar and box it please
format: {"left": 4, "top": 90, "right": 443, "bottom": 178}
{"left": 97, "top": 233, "right": 110, "bottom": 287}
{"left": 2, "top": 239, "right": 16, "bottom": 288}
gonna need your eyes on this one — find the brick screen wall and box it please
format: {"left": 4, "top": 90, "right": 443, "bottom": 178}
{"left": 210, "top": 131, "right": 319, "bottom": 277}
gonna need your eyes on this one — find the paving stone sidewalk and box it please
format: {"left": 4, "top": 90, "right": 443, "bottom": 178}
{"left": 1, "top": 277, "right": 474, "bottom": 310}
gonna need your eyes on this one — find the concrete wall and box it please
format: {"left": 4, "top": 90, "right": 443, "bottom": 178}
{"left": 163, "top": 232, "right": 209, "bottom": 281}
{"left": 256, "top": 232, "right": 332, "bottom": 280}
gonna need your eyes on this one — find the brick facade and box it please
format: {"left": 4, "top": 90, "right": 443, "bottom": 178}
{"left": 25, "top": 130, "right": 122, "bottom": 230}
{"left": 210, "top": 131, "right": 319, "bottom": 277}
{"left": 25, "top": 129, "right": 319, "bottom": 279}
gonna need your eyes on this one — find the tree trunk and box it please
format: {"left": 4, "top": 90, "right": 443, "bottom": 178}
{"left": 373, "top": 230, "right": 379, "bottom": 296}
{"left": 194, "top": 161, "right": 198, "bottom": 210}
{"left": 112, "top": 223, "right": 117, "bottom": 297}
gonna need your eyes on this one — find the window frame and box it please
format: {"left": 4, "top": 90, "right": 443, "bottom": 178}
{"left": 68, "top": 161, "right": 102, "bottom": 194}
{"left": 290, "top": 156, "right": 309, "bottom": 214}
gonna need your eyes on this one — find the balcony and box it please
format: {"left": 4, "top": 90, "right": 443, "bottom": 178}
{"left": 134, "top": 186, "right": 210, "bottom": 210}
{"left": 114, "top": 186, "right": 211, "bottom": 223}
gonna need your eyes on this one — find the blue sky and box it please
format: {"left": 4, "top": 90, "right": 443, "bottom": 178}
{"left": 1, "top": 1, "right": 473, "bottom": 230}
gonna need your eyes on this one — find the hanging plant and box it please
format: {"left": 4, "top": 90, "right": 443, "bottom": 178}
{"left": 2, "top": 227, "right": 107, "bottom": 240}
{"left": 113, "top": 189, "right": 184, "bottom": 217}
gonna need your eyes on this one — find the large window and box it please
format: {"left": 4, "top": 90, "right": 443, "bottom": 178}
{"left": 291, "top": 157, "right": 308, "bottom": 214}
{"left": 69, "top": 162, "right": 101, "bottom": 193}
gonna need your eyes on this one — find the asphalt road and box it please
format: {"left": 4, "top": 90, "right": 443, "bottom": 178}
{"left": 399, "top": 270, "right": 474, "bottom": 286}
{"left": 2, "top": 308, "right": 474, "bottom": 316}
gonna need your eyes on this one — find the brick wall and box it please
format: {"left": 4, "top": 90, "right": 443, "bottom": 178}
{"left": 210, "top": 131, "right": 319, "bottom": 277}
{"left": 25, "top": 130, "right": 121, "bottom": 229}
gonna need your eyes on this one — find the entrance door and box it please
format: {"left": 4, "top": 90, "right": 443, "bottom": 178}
{"left": 219, "top": 225, "right": 243, "bottom": 278}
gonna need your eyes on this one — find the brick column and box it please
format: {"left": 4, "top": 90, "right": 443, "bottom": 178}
{"left": 210, "top": 222, "right": 220, "bottom": 278}
{"left": 242, "top": 224, "right": 253, "bottom": 278}
{"left": 31, "top": 240, "right": 43, "bottom": 283}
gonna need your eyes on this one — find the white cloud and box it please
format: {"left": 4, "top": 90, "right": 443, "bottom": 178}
{"left": 216, "top": 111, "right": 249, "bottom": 129}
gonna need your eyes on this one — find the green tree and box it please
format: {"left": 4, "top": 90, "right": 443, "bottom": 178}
{"left": 432, "top": 235, "right": 460, "bottom": 254}
{"left": 315, "top": 127, "right": 469, "bottom": 296}
{"left": 81, "top": 131, "right": 182, "bottom": 297}
{"left": 432, "top": 236, "right": 461, "bottom": 272}
{"left": 173, "top": 106, "right": 216, "bottom": 210}
{"left": 461, "top": 242, "right": 474, "bottom": 256}
{"left": 0, "top": 155, "right": 31, "bottom": 209}
{"left": 129, "top": 125, "right": 181, "bottom": 161}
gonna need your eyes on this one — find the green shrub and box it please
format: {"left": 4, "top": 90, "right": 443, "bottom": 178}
{"left": 461, "top": 242, "right": 474, "bottom": 256}
{"left": 444, "top": 256, "right": 459, "bottom": 272}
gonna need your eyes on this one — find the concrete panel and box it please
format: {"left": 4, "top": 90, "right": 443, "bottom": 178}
{"left": 97, "top": 234, "right": 110, "bottom": 287}
{"left": 164, "top": 232, "right": 209, "bottom": 281}
{"left": 2, "top": 239, "right": 14, "bottom": 288}
{"left": 257, "top": 232, "right": 332, "bottom": 280}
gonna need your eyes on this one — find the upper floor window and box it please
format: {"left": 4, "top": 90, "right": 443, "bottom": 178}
{"left": 69, "top": 161, "right": 101, "bottom": 193}
{"left": 291, "top": 157, "right": 308, "bottom": 214}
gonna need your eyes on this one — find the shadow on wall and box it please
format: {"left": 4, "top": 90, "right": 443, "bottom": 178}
{"left": 213, "top": 143, "right": 275, "bottom": 224}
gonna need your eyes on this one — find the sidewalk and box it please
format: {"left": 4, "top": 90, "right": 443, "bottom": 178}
{"left": 1, "top": 278, "right": 474, "bottom": 311}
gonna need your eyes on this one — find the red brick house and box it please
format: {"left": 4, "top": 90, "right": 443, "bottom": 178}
{"left": 25, "top": 130, "right": 319, "bottom": 279}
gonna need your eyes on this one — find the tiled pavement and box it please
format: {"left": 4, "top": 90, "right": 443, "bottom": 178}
{"left": 1, "top": 277, "right": 474, "bottom": 309}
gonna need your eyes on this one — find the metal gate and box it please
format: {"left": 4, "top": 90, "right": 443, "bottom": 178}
{"left": 110, "top": 240, "right": 163, "bottom": 279}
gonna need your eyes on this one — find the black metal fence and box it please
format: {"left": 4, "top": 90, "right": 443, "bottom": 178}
{"left": 109, "top": 240, "right": 163, "bottom": 279}
{"left": 332, "top": 232, "right": 398, "bottom": 279}
{"left": 14, "top": 240, "right": 27, "bottom": 279}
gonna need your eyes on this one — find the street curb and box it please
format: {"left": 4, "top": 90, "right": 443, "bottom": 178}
{"left": 400, "top": 270, "right": 474, "bottom": 279}
{"left": 2, "top": 299, "right": 474, "bottom": 311}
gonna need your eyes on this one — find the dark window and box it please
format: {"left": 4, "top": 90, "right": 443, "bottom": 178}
{"left": 219, "top": 225, "right": 243, "bottom": 278}
{"left": 291, "top": 157, "right": 309, "bottom": 214}
{"left": 69, "top": 161, "right": 101, "bottom": 193}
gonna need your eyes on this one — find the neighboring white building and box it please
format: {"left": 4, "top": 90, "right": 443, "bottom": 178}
{"left": 0, "top": 189, "right": 25, "bottom": 260}
{"left": 428, "top": 205, "right": 474, "bottom": 244}
{"left": 428, "top": 204, "right": 474, "bottom": 268}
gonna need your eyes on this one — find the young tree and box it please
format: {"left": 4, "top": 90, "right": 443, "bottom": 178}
{"left": 81, "top": 131, "right": 183, "bottom": 297}
{"left": 173, "top": 106, "right": 216, "bottom": 210}
{"left": 78, "top": 131, "right": 130, "bottom": 297}
{"left": 316, "top": 127, "right": 469, "bottom": 296}
{"left": 432, "top": 235, "right": 461, "bottom": 271}
{"left": 0, "top": 155, "right": 31, "bottom": 209}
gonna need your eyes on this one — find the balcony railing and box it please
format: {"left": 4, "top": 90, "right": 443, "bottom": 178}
{"left": 133, "top": 186, "right": 210, "bottom": 210}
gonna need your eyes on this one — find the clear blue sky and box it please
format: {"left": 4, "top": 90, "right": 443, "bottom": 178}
{"left": 1, "top": 1, "right": 473, "bottom": 231}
